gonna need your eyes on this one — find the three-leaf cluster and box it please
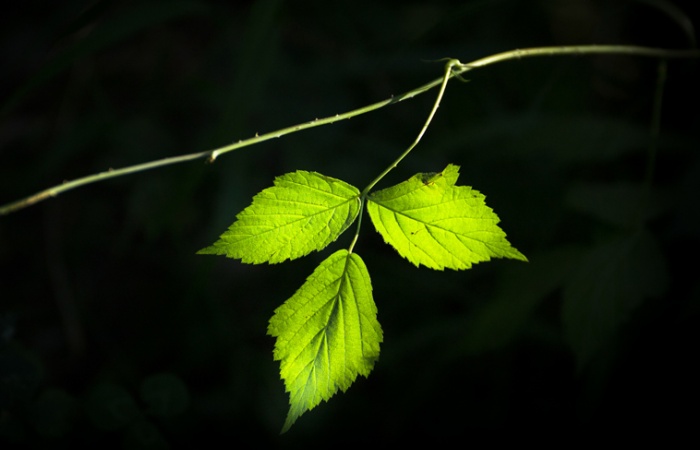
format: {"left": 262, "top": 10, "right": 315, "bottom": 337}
{"left": 198, "top": 164, "right": 526, "bottom": 432}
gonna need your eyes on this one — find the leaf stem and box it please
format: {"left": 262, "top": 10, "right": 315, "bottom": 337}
{"left": 352, "top": 59, "right": 457, "bottom": 253}
{"left": 360, "top": 59, "right": 458, "bottom": 197}
{"left": 347, "top": 197, "right": 364, "bottom": 254}
{"left": 2, "top": 45, "right": 698, "bottom": 215}
{"left": 645, "top": 59, "right": 667, "bottom": 188}
{"left": 631, "top": 59, "right": 668, "bottom": 229}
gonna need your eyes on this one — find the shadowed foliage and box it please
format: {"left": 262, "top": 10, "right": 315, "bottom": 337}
{"left": 1, "top": 0, "right": 699, "bottom": 446}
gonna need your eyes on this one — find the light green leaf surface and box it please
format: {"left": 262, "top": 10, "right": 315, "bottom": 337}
{"left": 198, "top": 171, "right": 360, "bottom": 263}
{"left": 366, "top": 164, "right": 527, "bottom": 270}
{"left": 268, "top": 249, "right": 382, "bottom": 433}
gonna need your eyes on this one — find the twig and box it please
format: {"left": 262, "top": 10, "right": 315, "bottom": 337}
{"left": 2, "top": 45, "right": 698, "bottom": 216}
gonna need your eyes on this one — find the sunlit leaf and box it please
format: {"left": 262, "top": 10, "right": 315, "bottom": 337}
{"left": 198, "top": 171, "right": 360, "bottom": 264}
{"left": 366, "top": 164, "right": 527, "bottom": 270}
{"left": 268, "top": 249, "right": 382, "bottom": 433}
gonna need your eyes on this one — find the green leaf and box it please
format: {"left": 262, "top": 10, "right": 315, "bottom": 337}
{"left": 562, "top": 230, "right": 668, "bottom": 368}
{"left": 198, "top": 171, "right": 360, "bottom": 264}
{"left": 366, "top": 164, "right": 527, "bottom": 270}
{"left": 565, "top": 181, "right": 666, "bottom": 229}
{"left": 460, "top": 246, "right": 582, "bottom": 356}
{"left": 268, "top": 249, "right": 382, "bottom": 433}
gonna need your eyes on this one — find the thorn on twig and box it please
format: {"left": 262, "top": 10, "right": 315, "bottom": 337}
{"left": 453, "top": 73, "right": 470, "bottom": 83}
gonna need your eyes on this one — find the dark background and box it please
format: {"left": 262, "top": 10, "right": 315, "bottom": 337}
{"left": 1, "top": 0, "right": 699, "bottom": 447}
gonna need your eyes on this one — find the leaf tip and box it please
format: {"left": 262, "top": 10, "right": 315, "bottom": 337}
{"left": 195, "top": 245, "right": 216, "bottom": 255}
{"left": 280, "top": 415, "right": 295, "bottom": 434}
{"left": 509, "top": 247, "right": 529, "bottom": 263}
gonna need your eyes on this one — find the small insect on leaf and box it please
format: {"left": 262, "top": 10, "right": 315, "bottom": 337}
{"left": 366, "top": 164, "right": 527, "bottom": 270}
{"left": 420, "top": 171, "right": 442, "bottom": 186}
